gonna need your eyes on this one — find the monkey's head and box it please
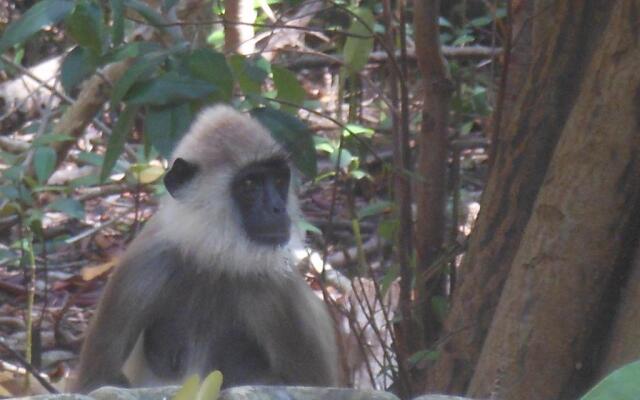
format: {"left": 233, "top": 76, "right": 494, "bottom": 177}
{"left": 157, "top": 105, "right": 299, "bottom": 274}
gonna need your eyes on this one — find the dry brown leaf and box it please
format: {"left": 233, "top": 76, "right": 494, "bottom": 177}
{"left": 0, "top": 383, "right": 12, "bottom": 397}
{"left": 81, "top": 258, "right": 118, "bottom": 281}
{"left": 93, "top": 233, "right": 115, "bottom": 250}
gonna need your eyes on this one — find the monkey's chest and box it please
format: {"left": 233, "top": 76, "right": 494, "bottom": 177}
{"left": 140, "top": 285, "right": 279, "bottom": 386}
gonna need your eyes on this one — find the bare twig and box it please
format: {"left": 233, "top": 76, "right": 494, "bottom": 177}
{"left": 0, "top": 338, "right": 58, "bottom": 394}
{"left": 284, "top": 47, "right": 502, "bottom": 69}
{"left": 0, "top": 136, "right": 29, "bottom": 152}
{"left": 64, "top": 206, "right": 135, "bottom": 245}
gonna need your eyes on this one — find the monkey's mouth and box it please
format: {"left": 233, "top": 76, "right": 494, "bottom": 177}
{"left": 249, "top": 230, "right": 290, "bottom": 246}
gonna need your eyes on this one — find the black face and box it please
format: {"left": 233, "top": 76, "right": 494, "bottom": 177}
{"left": 231, "top": 158, "right": 291, "bottom": 246}
{"left": 164, "top": 157, "right": 291, "bottom": 246}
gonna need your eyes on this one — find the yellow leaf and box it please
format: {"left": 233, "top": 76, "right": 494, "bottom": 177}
{"left": 196, "top": 370, "right": 223, "bottom": 400}
{"left": 172, "top": 374, "right": 200, "bottom": 400}
{"left": 130, "top": 163, "right": 165, "bottom": 184}
{"left": 81, "top": 259, "right": 117, "bottom": 281}
{"left": 0, "top": 202, "right": 21, "bottom": 218}
{"left": 0, "top": 383, "right": 11, "bottom": 397}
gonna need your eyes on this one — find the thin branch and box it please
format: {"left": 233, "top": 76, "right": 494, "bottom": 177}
{"left": 0, "top": 54, "right": 126, "bottom": 150}
{"left": 0, "top": 338, "right": 58, "bottom": 394}
{"left": 64, "top": 206, "right": 135, "bottom": 245}
{"left": 284, "top": 47, "right": 502, "bottom": 69}
{"left": 127, "top": 16, "right": 373, "bottom": 39}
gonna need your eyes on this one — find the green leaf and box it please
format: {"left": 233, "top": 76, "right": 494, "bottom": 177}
{"left": 102, "top": 42, "right": 163, "bottom": 64}
{"left": 49, "top": 197, "right": 85, "bottom": 219}
{"left": 0, "top": 150, "right": 18, "bottom": 164}
{"left": 377, "top": 218, "right": 398, "bottom": 242}
{"left": 408, "top": 349, "right": 440, "bottom": 366}
{"left": 111, "top": 0, "right": 124, "bottom": 45}
{"left": 581, "top": 360, "right": 640, "bottom": 400}
{"left": 144, "top": 104, "right": 191, "bottom": 158}
{"left": 33, "top": 147, "right": 57, "bottom": 184}
{"left": 452, "top": 33, "right": 474, "bottom": 46}
{"left": 298, "top": 218, "right": 321, "bottom": 235}
{"left": 469, "top": 15, "right": 493, "bottom": 28}
{"left": 430, "top": 295, "right": 449, "bottom": 322}
{"left": 128, "top": 163, "right": 165, "bottom": 184}
{"left": 0, "top": 185, "right": 20, "bottom": 202}
{"left": 163, "top": 0, "right": 180, "bottom": 11}
{"left": 349, "top": 169, "right": 369, "bottom": 180}
{"left": 314, "top": 136, "right": 335, "bottom": 153}
{"left": 343, "top": 123, "right": 374, "bottom": 138}
{"left": 27, "top": 211, "right": 44, "bottom": 237}
{"left": 32, "top": 133, "right": 75, "bottom": 146}
{"left": 357, "top": 200, "right": 392, "bottom": 219}
{"left": 315, "top": 142, "right": 335, "bottom": 153}
{"left": 196, "top": 370, "right": 223, "bottom": 400}
{"left": 229, "top": 55, "right": 269, "bottom": 97}
{"left": 61, "top": 46, "right": 99, "bottom": 93}
{"left": 379, "top": 263, "right": 398, "bottom": 296}
{"left": 330, "top": 148, "right": 353, "bottom": 170}
{"left": 438, "top": 16, "right": 452, "bottom": 28}
{"left": 125, "top": 0, "right": 167, "bottom": 27}
{"left": 0, "top": 0, "right": 74, "bottom": 53}
{"left": 187, "top": 48, "right": 234, "bottom": 102}
{"left": 3, "top": 165, "right": 25, "bottom": 181}
{"left": 272, "top": 65, "right": 305, "bottom": 113}
{"left": 461, "top": 121, "right": 474, "bottom": 135}
{"left": 69, "top": 174, "right": 100, "bottom": 187}
{"left": 101, "top": 106, "right": 139, "bottom": 182}
{"left": 125, "top": 72, "right": 217, "bottom": 106}
{"left": 172, "top": 375, "right": 200, "bottom": 400}
{"left": 111, "top": 53, "right": 167, "bottom": 104}
{"left": 76, "top": 151, "right": 103, "bottom": 166}
{"left": 247, "top": 57, "right": 271, "bottom": 81}
{"left": 65, "top": 0, "right": 105, "bottom": 54}
{"left": 342, "top": 7, "right": 375, "bottom": 73}
{"left": 251, "top": 107, "right": 317, "bottom": 178}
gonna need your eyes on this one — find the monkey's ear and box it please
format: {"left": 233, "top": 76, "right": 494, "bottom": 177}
{"left": 164, "top": 158, "right": 199, "bottom": 198}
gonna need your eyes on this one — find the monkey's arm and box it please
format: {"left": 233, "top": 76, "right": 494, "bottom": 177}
{"left": 246, "top": 276, "right": 339, "bottom": 386}
{"left": 72, "top": 229, "right": 175, "bottom": 393}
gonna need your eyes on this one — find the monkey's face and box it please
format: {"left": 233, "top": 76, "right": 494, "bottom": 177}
{"left": 230, "top": 157, "right": 291, "bottom": 246}
{"left": 163, "top": 156, "right": 292, "bottom": 248}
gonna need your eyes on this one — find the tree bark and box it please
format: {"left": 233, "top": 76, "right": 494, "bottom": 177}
{"left": 598, "top": 240, "right": 640, "bottom": 377}
{"left": 490, "top": 0, "right": 534, "bottom": 160}
{"left": 224, "top": 0, "right": 256, "bottom": 54}
{"left": 425, "top": 0, "right": 613, "bottom": 393}
{"left": 468, "top": 1, "right": 640, "bottom": 398}
{"left": 49, "top": 60, "right": 133, "bottom": 172}
{"left": 413, "top": 0, "right": 451, "bottom": 350}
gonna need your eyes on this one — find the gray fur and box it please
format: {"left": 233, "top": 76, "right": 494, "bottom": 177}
{"left": 72, "top": 106, "right": 338, "bottom": 392}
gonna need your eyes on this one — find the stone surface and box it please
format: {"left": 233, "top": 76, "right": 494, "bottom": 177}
{"left": 89, "top": 386, "right": 179, "bottom": 400}
{"left": 11, "top": 386, "right": 475, "bottom": 400}
{"left": 219, "top": 386, "right": 400, "bottom": 400}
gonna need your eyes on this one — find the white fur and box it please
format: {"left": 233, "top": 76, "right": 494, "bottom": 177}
{"left": 156, "top": 106, "right": 301, "bottom": 277}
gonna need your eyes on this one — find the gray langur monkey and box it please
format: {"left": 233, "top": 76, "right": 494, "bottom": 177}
{"left": 72, "top": 105, "right": 338, "bottom": 393}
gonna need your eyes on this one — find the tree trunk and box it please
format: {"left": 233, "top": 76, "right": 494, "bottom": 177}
{"left": 425, "top": 1, "right": 612, "bottom": 393}
{"left": 490, "top": 0, "right": 533, "bottom": 159}
{"left": 599, "top": 241, "right": 640, "bottom": 377}
{"left": 224, "top": 0, "right": 256, "bottom": 54}
{"left": 468, "top": 1, "right": 640, "bottom": 398}
{"left": 413, "top": 0, "right": 451, "bottom": 348}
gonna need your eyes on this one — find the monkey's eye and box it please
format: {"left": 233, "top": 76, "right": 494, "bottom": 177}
{"left": 242, "top": 178, "right": 256, "bottom": 189}
{"left": 275, "top": 177, "right": 285, "bottom": 187}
